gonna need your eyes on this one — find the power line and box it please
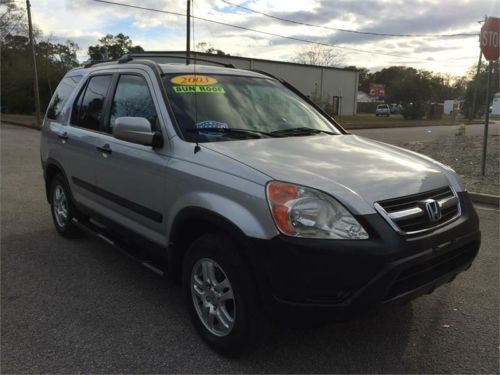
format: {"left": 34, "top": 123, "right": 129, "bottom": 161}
{"left": 90, "top": 0, "right": 433, "bottom": 62}
{"left": 220, "top": 0, "right": 479, "bottom": 38}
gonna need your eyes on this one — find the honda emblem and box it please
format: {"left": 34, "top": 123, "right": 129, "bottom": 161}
{"left": 423, "top": 199, "right": 442, "bottom": 222}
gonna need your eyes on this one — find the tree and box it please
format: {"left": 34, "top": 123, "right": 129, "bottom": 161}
{"left": 1, "top": 0, "right": 81, "bottom": 115}
{"left": 0, "top": 0, "right": 29, "bottom": 41}
{"left": 461, "top": 61, "right": 500, "bottom": 118}
{"left": 292, "top": 44, "right": 343, "bottom": 67}
{"left": 87, "top": 33, "right": 144, "bottom": 60}
{"left": 195, "top": 41, "right": 229, "bottom": 56}
{"left": 344, "top": 65, "right": 371, "bottom": 91}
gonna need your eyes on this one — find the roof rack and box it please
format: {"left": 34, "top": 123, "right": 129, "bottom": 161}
{"left": 82, "top": 53, "right": 236, "bottom": 69}
{"left": 127, "top": 53, "right": 236, "bottom": 68}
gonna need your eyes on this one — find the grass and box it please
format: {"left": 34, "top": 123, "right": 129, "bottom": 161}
{"left": 336, "top": 114, "right": 478, "bottom": 129}
{"left": 1, "top": 113, "right": 489, "bottom": 131}
{"left": 1, "top": 114, "right": 41, "bottom": 129}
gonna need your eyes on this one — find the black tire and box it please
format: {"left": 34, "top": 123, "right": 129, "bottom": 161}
{"left": 182, "top": 233, "right": 259, "bottom": 357}
{"left": 49, "top": 174, "right": 83, "bottom": 238}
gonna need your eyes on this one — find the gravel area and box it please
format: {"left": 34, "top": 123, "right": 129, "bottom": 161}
{"left": 400, "top": 133, "right": 499, "bottom": 196}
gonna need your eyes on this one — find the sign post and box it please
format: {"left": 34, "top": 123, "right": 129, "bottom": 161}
{"left": 479, "top": 17, "right": 499, "bottom": 176}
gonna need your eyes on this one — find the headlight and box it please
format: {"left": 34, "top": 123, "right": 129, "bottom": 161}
{"left": 266, "top": 181, "right": 369, "bottom": 239}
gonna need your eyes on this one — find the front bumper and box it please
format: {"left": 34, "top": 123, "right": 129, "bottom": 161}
{"left": 246, "top": 192, "right": 480, "bottom": 313}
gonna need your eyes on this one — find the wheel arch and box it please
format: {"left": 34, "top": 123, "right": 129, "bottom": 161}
{"left": 167, "top": 207, "right": 250, "bottom": 283}
{"left": 44, "top": 158, "right": 70, "bottom": 203}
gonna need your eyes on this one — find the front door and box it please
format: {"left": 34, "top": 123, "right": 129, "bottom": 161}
{"left": 92, "top": 70, "right": 170, "bottom": 246}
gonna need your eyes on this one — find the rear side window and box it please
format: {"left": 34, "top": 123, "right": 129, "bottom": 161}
{"left": 46, "top": 75, "right": 82, "bottom": 121}
{"left": 108, "top": 74, "right": 158, "bottom": 133}
{"left": 71, "top": 75, "right": 113, "bottom": 131}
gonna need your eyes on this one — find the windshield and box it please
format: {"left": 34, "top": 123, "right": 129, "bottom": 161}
{"left": 163, "top": 73, "right": 341, "bottom": 142}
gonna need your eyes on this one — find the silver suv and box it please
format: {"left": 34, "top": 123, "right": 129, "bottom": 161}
{"left": 40, "top": 55, "right": 480, "bottom": 356}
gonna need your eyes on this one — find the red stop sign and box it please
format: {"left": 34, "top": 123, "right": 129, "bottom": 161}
{"left": 480, "top": 17, "right": 500, "bottom": 61}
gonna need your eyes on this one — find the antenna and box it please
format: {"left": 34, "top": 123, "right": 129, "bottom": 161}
{"left": 186, "top": 0, "right": 191, "bottom": 64}
{"left": 192, "top": 0, "right": 200, "bottom": 154}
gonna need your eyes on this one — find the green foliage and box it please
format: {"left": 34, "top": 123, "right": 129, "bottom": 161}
{"left": 87, "top": 33, "right": 144, "bottom": 60}
{"left": 1, "top": 0, "right": 80, "bottom": 114}
{"left": 347, "top": 65, "right": 468, "bottom": 120}
{"left": 461, "top": 61, "right": 500, "bottom": 118}
{"left": 344, "top": 66, "right": 370, "bottom": 92}
{"left": 1, "top": 34, "right": 79, "bottom": 114}
{"left": 402, "top": 101, "right": 428, "bottom": 120}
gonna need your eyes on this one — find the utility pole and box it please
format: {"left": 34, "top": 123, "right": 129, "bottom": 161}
{"left": 480, "top": 60, "right": 493, "bottom": 176}
{"left": 186, "top": 0, "right": 191, "bottom": 64}
{"left": 470, "top": 17, "right": 487, "bottom": 122}
{"left": 26, "top": 0, "right": 41, "bottom": 127}
{"left": 469, "top": 51, "right": 482, "bottom": 121}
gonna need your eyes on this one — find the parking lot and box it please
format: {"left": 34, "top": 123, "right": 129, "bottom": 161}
{"left": 1, "top": 123, "right": 498, "bottom": 373}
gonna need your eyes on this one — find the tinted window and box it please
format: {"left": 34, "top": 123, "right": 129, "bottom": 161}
{"left": 72, "top": 75, "right": 112, "bottom": 131}
{"left": 46, "top": 75, "right": 82, "bottom": 121}
{"left": 108, "top": 75, "right": 158, "bottom": 133}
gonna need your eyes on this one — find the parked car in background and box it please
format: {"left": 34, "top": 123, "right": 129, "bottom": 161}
{"left": 40, "top": 56, "right": 481, "bottom": 356}
{"left": 376, "top": 104, "right": 390, "bottom": 116}
{"left": 390, "top": 104, "right": 402, "bottom": 114}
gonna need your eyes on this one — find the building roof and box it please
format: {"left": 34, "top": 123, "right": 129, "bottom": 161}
{"left": 147, "top": 51, "right": 356, "bottom": 73}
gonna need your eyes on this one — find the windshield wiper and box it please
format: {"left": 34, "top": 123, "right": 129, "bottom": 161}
{"left": 270, "top": 127, "right": 336, "bottom": 137}
{"left": 186, "top": 128, "right": 274, "bottom": 139}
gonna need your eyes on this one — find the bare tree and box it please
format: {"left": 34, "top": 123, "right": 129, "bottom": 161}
{"left": 1, "top": 0, "right": 27, "bottom": 41}
{"left": 292, "top": 44, "right": 344, "bottom": 67}
{"left": 195, "top": 41, "right": 229, "bottom": 56}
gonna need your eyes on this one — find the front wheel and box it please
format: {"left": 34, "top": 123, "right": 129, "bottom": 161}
{"left": 182, "top": 233, "right": 258, "bottom": 357}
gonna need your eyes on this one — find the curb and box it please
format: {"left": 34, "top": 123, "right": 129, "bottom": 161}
{"left": 343, "top": 121, "right": 489, "bottom": 130}
{"left": 469, "top": 192, "right": 499, "bottom": 207}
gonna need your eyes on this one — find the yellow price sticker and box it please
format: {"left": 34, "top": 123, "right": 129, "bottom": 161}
{"left": 170, "top": 75, "right": 218, "bottom": 86}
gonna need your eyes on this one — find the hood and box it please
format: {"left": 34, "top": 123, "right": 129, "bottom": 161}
{"left": 203, "top": 134, "right": 454, "bottom": 215}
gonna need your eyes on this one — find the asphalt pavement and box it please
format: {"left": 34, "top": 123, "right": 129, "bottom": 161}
{"left": 1, "top": 123, "right": 499, "bottom": 373}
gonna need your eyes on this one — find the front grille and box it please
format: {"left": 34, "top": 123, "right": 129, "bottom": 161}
{"left": 383, "top": 243, "right": 478, "bottom": 301}
{"left": 375, "top": 186, "right": 461, "bottom": 235}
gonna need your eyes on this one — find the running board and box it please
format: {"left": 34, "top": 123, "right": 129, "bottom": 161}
{"left": 72, "top": 218, "right": 167, "bottom": 277}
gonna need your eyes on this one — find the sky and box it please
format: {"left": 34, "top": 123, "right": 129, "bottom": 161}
{"left": 28, "top": 0, "right": 500, "bottom": 76}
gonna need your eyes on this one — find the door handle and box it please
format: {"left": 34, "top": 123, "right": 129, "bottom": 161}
{"left": 96, "top": 144, "right": 112, "bottom": 155}
{"left": 57, "top": 132, "right": 68, "bottom": 141}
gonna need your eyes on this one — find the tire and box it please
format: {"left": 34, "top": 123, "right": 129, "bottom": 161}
{"left": 182, "top": 233, "right": 259, "bottom": 357}
{"left": 49, "top": 174, "right": 83, "bottom": 238}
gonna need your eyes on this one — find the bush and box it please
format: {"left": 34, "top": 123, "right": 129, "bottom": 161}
{"left": 402, "top": 101, "right": 427, "bottom": 120}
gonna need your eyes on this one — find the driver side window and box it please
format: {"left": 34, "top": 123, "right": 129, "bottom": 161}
{"left": 108, "top": 74, "right": 159, "bottom": 134}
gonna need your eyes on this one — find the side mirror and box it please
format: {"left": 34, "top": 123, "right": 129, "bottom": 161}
{"left": 113, "top": 117, "right": 163, "bottom": 148}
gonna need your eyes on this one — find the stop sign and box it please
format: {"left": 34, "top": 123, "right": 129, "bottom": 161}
{"left": 480, "top": 17, "right": 500, "bottom": 61}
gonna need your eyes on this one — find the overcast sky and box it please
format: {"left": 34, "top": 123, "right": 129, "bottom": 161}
{"left": 30, "top": 0, "right": 499, "bottom": 76}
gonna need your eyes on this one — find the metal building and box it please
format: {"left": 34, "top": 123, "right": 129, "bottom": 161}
{"left": 140, "top": 52, "right": 359, "bottom": 116}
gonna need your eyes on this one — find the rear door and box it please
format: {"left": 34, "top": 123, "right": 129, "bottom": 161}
{"left": 55, "top": 73, "right": 114, "bottom": 207}
{"left": 91, "top": 69, "right": 170, "bottom": 246}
